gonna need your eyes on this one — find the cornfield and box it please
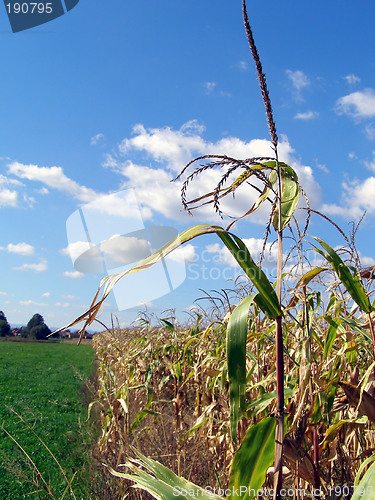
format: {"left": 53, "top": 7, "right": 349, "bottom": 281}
{"left": 58, "top": 1, "right": 375, "bottom": 498}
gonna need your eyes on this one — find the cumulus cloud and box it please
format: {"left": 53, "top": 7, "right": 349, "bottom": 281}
{"left": 323, "top": 176, "right": 375, "bottom": 219}
{"left": 0, "top": 188, "right": 17, "bottom": 207}
{"left": 336, "top": 89, "right": 375, "bottom": 119}
{"left": 8, "top": 162, "right": 99, "bottom": 203}
{"left": 63, "top": 270, "right": 84, "bottom": 279}
{"left": 13, "top": 260, "right": 47, "bottom": 272}
{"left": 1, "top": 242, "right": 35, "bottom": 255}
{"left": 42, "top": 292, "right": 51, "bottom": 297}
{"left": 167, "top": 244, "right": 196, "bottom": 263}
{"left": 294, "top": 111, "right": 319, "bottom": 120}
{"left": 111, "top": 122, "right": 322, "bottom": 226}
{"left": 60, "top": 241, "right": 93, "bottom": 261}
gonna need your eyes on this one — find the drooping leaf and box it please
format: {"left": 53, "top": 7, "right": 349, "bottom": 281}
{"left": 228, "top": 416, "right": 276, "bottom": 500}
{"left": 272, "top": 165, "right": 300, "bottom": 231}
{"left": 339, "top": 382, "right": 375, "bottom": 424}
{"left": 321, "top": 419, "right": 366, "bottom": 452}
{"left": 341, "top": 316, "right": 373, "bottom": 344}
{"left": 313, "top": 237, "right": 372, "bottom": 314}
{"left": 227, "top": 295, "right": 256, "bottom": 442}
{"left": 295, "top": 267, "right": 330, "bottom": 289}
{"left": 218, "top": 232, "right": 281, "bottom": 319}
{"left": 55, "top": 224, "right": 282, "bottom": 336}
{"left": 108, "top": 449, "right": 223, "bottom": 500}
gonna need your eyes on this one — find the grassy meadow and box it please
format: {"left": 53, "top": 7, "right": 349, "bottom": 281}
{"left": 0, "top": 340, "right": 95, "bottom": 499}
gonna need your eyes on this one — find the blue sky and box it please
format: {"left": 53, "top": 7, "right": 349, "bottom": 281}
{"left": 2, "top": 1, "right": 375, "bottom": 330}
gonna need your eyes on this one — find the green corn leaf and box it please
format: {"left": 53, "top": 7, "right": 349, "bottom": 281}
{"left": 295, "top": 267, "right": 329, "bottom": 289}
{"left": 228, "top": 416, "right": 276, "bottom": 500}
{"left": 272, "top": 165, "right": 300, "bottom": 231}
{"left": 246, "top": 387, "right": 296, "bottom": 416}
{"left": 341, "top": 317, "right": 373, "bottom": 344}
{"left": 107, "top": 449, "right": 223, "bottom": 500}
{"left": 253, "top": 293, "right": 281, "bottom": 320}
{"left": 218, "top": 232, "right": 281, "bottom": 319}
{"left": 227, "top": 295, "right": 256, "bottom": 442}
{"left": 313, "top": 237, "right": 372, "bottom": 313}
{"left": 324, "top": 316, "right": 342, "bottom": 359}
{"left": 352, "top": 459, "right": 375, "bottom": 500}
{"left": 310, "top": 393, "right": 323, "bottom": 424}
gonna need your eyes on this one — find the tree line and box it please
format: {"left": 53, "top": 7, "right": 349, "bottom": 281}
{"left": 0, "top": 311, "right": 53, "bottom": 340}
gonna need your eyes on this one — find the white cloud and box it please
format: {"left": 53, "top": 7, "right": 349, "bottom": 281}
{"left": 102, "top": 154, "right": 118, "bottom": 169}
{"left": 294, "top": 111, "right": 319, "bottom": 120}
{"left": 1, "top": 242, "right": 35, "bottom": 255}
{"left": 365, "top": 124, "right": 375, "bottom": 140}
{"left": 119, "top": 121, "right": 207, "bottom": 171}
{"left": 8, "top": 162, "right": 99, "bottom": 203}
{"left": 203, "top": 82, "right": 216, "bottom": 94}
{"left": 0, "top": 174, "right": 22, "bottom": 187}
{"left": 23, "top": 194, "right": 35, "bottom": 207}
{"left": 359, "top": 253, "right": 375, "bottom": 267}
{"left": 323, "top": 176, "right": 375, "bottom": 218}
{"left": 237, "top": 61, "right": 248, "bottom": 71}
{"left": 110, "top": 122, "right": 322, "bottom": 226}
{"left": 316, "top": 162, "right": 329, "bottom": 174}
{"left": 286, "top": 70, "right": 310, "bottom": 97}
{"left": 60, "top": 241, "right": 93, "bottom": 261}
{"left": 90, "top": 133, "right": 104, "bottom": 145}
{"left": 101, "top": 235, "right": 150, "bottom": 266}
{"left": 336, "top": 89, "right": 375, "bottom": 119}
{"left": 344, "top": 74, "right": 361, "bottom": 86}
{"left": 0, "top": 291, "right": 8, "bottom": 296}
{"left": 13, "top": 260, "right": 47, "bottom": 272}
{"left": 62, "top": 294, "right": 78, "bottom": 300}
{"left": 19, "top": 300, "right": 47, "bottom": 306}
{"left": 0, "top": 188, "right": 18, "bottom": 207}
{"left": 364, "top": 152, "right": 375, "bottom": 172}
{"left": 42, "top": 292, "right": 51, "bottom": 297}
{"left": 54, "top": 302, "right": 70, "bottom": 308}
{"left": 167, "top": 244, "right": 196, "bottom": 263}
{"left": 63, "top": 270, "right": 84, "bottom": 279}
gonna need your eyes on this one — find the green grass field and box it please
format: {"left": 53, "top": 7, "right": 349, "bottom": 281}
{"left": 0, "top": 340, "right": 96, "bottom": 499}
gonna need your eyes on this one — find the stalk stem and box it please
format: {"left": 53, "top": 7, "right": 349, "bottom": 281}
{"left": 273, "top": 152, "right": 284, "bottom": 500}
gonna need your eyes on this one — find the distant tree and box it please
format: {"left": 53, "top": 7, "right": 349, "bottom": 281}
{"left": 25, "top": 313, "right": 51, "bottom": 340}
{"left": 0, "top": 311, "right": 10, "bottom": 337}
